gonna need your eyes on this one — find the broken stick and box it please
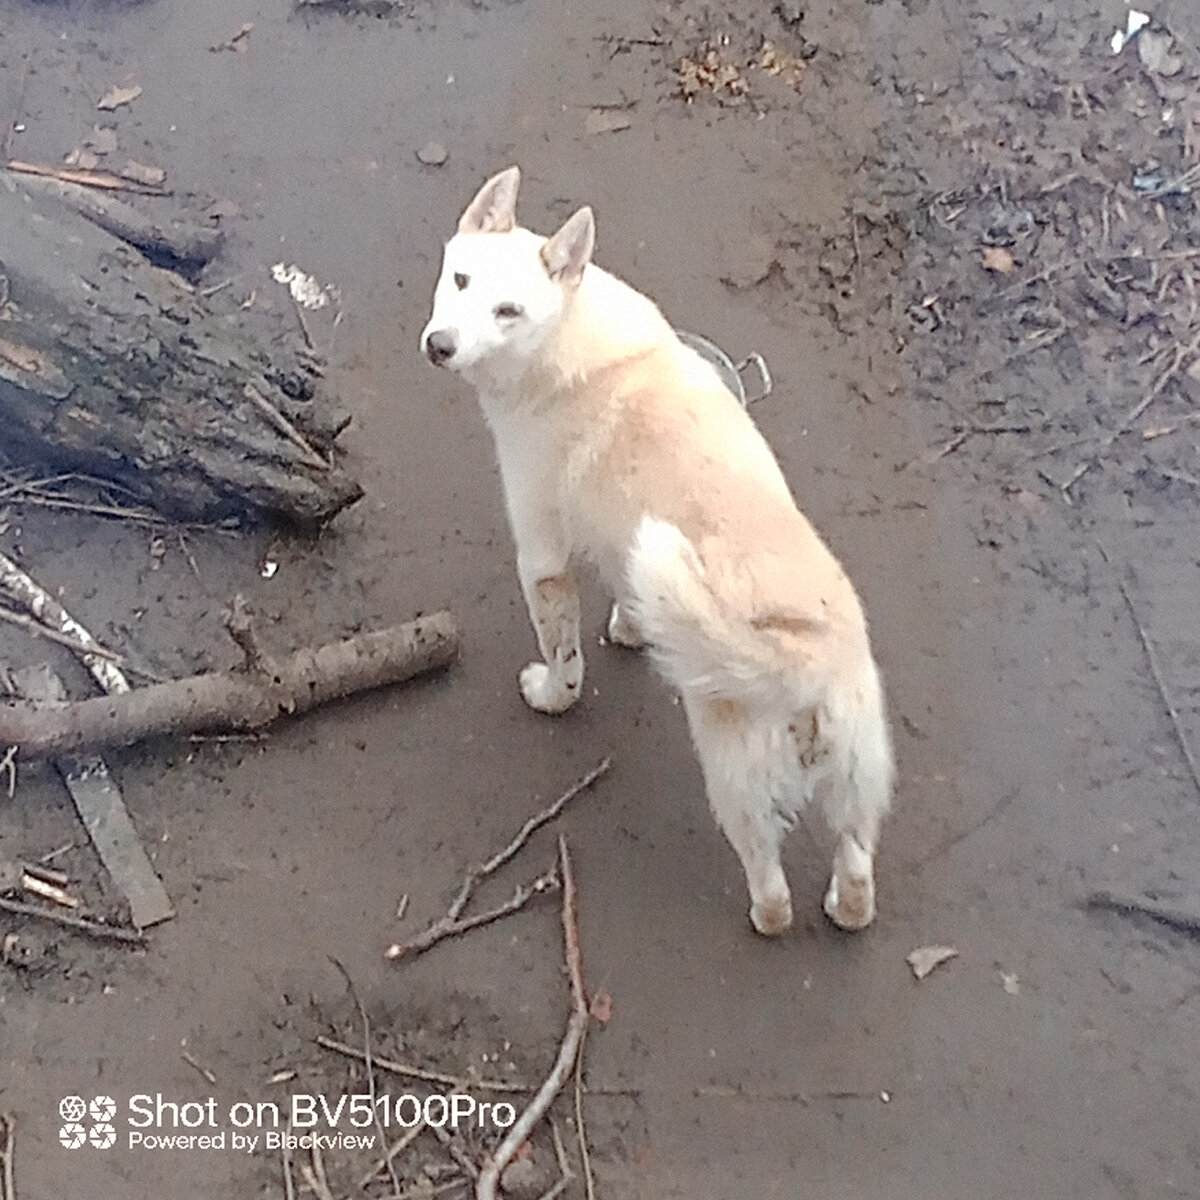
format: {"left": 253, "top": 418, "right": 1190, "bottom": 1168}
{"left": 0, "top": 548, "right": 130, "bottom": 695}
{"left": 385, "top": 757, "right": 610, "bottom": 963}
{"left": 0, "top": 896, "right": 145, "bottom": 943}
{"left": 475, "top": 836, "right": 590, "bottom": 1200}
{"left": 0, "top": 612, "right": 458, "bottom": 758}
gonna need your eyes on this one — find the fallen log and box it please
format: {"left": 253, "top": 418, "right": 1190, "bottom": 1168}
{"left": 9, "top": 172, "right": 223, "bottom": 273}
{"left": 0, "top": 172, "right": 362, "bottom": 526}
{"left": 0, "top": 612, "right": 458, "bottom": 758}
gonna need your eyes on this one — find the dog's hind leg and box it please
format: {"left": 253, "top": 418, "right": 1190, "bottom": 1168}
{"left": 819, "top": 668, "right": 894, "bottom": 931}
{"left": 606, "top": 600, "right": 646, "bottom": 649}
{"left": 683, "top": 694, "right": 793, "bottom": 936}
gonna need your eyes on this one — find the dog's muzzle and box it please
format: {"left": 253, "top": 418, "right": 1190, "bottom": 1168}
{"left": 424, "top": 329, "right": 457, "bottom": 366}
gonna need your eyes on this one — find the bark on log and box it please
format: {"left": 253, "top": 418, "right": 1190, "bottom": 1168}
{"left": 0, "top": 612, "right": 458, "bottom": 758}
{"left": 0, "top": 172, "right": 363, "bottom": 526}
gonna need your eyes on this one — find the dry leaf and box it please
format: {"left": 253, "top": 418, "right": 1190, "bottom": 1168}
{"left": 63, "top": 147, "right": 101, "bottom": 170}
{"left": 589, "top": 989, "right": 614, "bottom": 1024}
{"left": 585, "top": 109, "right": 632, "bottom": 136}
{"left": 120, "top": 160, "right": 167, "bottom": 187}
{"left": 97, "top": 83, "right": 143, "bottom": 111}
{"left": 906, "top": 945, "right": 958, "bottom": 980}
{"left": 982, "top": 246, "right": 1016, "bottom": 273}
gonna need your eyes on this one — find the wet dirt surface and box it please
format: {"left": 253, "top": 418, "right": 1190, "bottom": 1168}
{"left": 2, "top": 1, "right": 1200, "bottom": 1197}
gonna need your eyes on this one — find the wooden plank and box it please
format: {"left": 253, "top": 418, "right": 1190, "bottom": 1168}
{"left": 11, "top": 665, "right": 174, "bottom": 930}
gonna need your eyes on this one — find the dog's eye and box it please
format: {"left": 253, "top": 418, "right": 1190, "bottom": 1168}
{"left": 453, "top": 272, "right": 469, "bottom": 291}
{"left": 494, "top": 302, "right": 524, "bottom": 320}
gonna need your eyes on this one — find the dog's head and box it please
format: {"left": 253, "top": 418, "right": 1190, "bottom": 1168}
{"left": 420, "top": 167, "right": 595, "bottom": 384}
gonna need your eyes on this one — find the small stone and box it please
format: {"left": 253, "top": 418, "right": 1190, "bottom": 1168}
{"left": 416, "top": 141, "right": 449, "bottom": 166}
{"left": 499, "top": 1155, "right": 553, "bottom": 1198}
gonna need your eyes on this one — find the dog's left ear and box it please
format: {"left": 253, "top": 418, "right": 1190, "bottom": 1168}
{"left": 541, "top": 206, "right": 595, "bottom": 289}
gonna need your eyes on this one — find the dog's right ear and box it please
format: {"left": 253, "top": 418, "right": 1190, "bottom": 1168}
{"left": 457, "top": 166, "right": 521, "bottom": 235}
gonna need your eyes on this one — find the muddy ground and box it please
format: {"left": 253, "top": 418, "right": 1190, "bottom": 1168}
{"left": 2, "top": 0, "right": 1200, "bottom": 1196}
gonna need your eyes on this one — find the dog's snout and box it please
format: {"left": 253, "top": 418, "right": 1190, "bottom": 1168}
{"left": 425, "top": 329, "right": 457, "bottom": 366}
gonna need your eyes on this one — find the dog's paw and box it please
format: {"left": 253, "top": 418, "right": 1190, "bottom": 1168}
{"left": 519, "top": 662, "right": 579, "bottom": 714}
{"left": 750, "top": 892, "right": 793, "bottom": 937}
{"left": 606, "top": 602, "right": 646, "bottom": 650}
{"left": 823, "top": 872, "right": 876, "bottom": 932}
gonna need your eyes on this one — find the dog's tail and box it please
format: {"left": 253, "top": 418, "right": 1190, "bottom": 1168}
{"left": 626, "top": 516, "right": 826, "bottom": 710}
{"left": 628, "top": 515, "right": 894, "bottom": 822}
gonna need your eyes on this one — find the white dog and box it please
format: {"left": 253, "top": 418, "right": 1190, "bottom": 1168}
{"left": 420, "top": 167, "right": 894, "bottom": 936}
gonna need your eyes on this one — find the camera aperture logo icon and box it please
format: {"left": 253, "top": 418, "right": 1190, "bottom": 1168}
{"left": 89, "top": 1121, "right": 117, "bottom": 1149}
{"left": 58, "top": 1094, "right": 118, "bottom": 1150}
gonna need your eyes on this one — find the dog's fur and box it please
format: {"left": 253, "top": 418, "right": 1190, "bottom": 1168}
{"left": 420, "top": 167, "right": 894, "bottom": 935}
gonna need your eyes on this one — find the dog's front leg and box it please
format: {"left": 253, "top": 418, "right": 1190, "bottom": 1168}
{"left": 517, "top": 550, "right": 583, "bottom": 714}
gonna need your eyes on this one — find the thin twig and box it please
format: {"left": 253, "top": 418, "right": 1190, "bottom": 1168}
{"left": 0, "top": 605, "right": 124, "bottom": 664}
{"left": 289, "top": 292, "right": 317, "bottom": 353}
{"left": 310, "top": 1141, "right": 334, "bottom": 1200}
{"left": 300, "top": 1162, "right": 335, "bottom": 1200}
{"left": 181, "top": 1051, "right": 217, "bottom": 1085}
{"left": 0, "top": 746, "right": 14, "bottom": 799}
{"left": 463, "top": 763, "right": 609, "bottom": 912}
{"left": 429, "top": 1122, "right": 477, "bottom": 1182}
{"left": 393, "top": 1181, "right": 466, "bottom": 1200}
{"left": 317, "top": 1036, "right": 533, "bottom": 1094}
{"left": 281, "top": 1122, "right": 296, "bottom": 1200}
{"left": 6, "top": 158, "right": 166, "bottom": 195}
{"left": 387, "top": 758, "right": 610, "bottom": 962}
{"left": 454, "top": 758, "right": 611, "bottom": 921}
{"left": 533, "top": 1121, "right": 574, "bottom": 1200}
{"left": 1084, "top": 890, "right": 1200, "bottom": 938}
{"left": 574, "top": 1023, "right": 596, "bottom": 1200}
{"left": 1096, "top": 542, "right": 1200, "bottom": 801}
{"left": 0, "top": 896, "right": 145, "bottom": 943}
{"left": 0, "top": 549, "right": 130, "bottom": 695}
{"left": 1065, "top": 327, "right": 1200, "bottom": 491}
{"left": 475, "top": 837, "right": 591, "bottom": 1200}
{"left": 385, "top": 869, "right": 560, "bottom": 962}
{"left": 1145, "top": 161, "right": 1200, "bottom": 200}
{"left": 1, "top": 1112, "right": 14, "bottom": 1200}
{"left": 329, "top": 957, "right": 403, "bottom": 1198}
{"left": 243, "top": 384, "right": 329, "bottom": 471}
{"left": 357, "top": 1120, "right": 428, "bottom": 1191}
{"left": 0, "top": 490, "right": 171, "bottom": 528}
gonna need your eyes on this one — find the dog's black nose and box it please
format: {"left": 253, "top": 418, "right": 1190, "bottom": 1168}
{"left": 425, "top": 330, "right": 457, "bottom": 366}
